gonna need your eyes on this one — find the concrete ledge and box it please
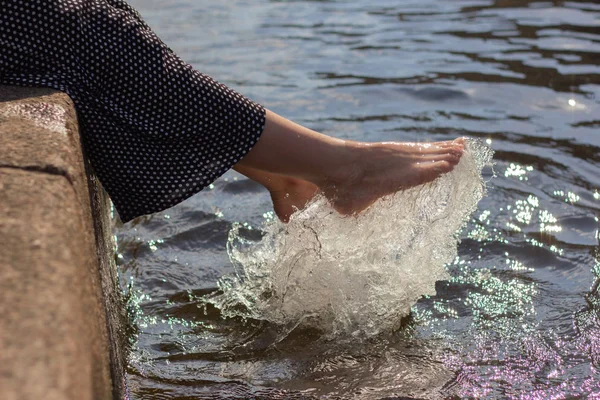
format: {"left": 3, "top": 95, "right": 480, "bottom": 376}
{"left": 0, "top": 86, "right": 126, "bottom": 400}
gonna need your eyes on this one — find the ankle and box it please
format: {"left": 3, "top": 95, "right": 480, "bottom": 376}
{"left": 319, "top": 140, "right": 365, "bottom": 191}
{"left": 267, "top": 175, "right": 299, "bottom": 194}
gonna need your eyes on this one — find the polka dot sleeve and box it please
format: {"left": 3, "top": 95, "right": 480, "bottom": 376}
{"left": 0, "top": 0, "right": 266, "bottom": 222}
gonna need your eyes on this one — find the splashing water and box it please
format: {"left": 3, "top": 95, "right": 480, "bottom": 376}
{"left": 206, "top": 139, "right": 494, "bottom": 338}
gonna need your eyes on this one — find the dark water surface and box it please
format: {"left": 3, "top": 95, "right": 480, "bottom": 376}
{"left": 116, "top": 1, "right": 600, "bottom": 398}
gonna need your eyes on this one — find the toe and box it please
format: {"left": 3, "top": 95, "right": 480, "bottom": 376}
{"left": 418, "top": 152, "right": 460, "bottom": 162}
{"left": 435, "top": 160, "right": 453, "bottom": 173}
{"left": 418, "top": 143, "right": 458, "bottom": 155}
{"left": 416, "top": 160, "right": 453, "bottom": 184}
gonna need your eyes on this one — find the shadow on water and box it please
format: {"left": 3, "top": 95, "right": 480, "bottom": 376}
{"left": 116, "top": 0, "right": 600, "bottom": 398}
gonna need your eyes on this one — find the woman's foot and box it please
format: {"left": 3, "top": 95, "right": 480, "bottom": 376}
{"left": 242, "top": 138, "right": 465, "bottom": 221}
{"left": 321, "top": 138, "right": 465, "bottom": 215}
{"left": 265, "top": 138, "right": 465, "bottom": 221}
{"left": 236, "top": 110, "right": 465, "bottom": 220}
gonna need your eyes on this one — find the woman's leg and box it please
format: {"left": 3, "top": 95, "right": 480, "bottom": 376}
{"left": 236, "top": 109, "right": 464, "bottom": 217}
{"left": 0, "top": 0, "right": 463, "bottom": 222}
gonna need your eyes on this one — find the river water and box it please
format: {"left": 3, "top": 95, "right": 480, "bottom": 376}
{"left": 115, "top": 1, "right": 600, "bottom": 398}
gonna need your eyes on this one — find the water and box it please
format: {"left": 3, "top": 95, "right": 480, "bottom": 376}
{"left": 115, "top": 1, "right": 600, "bottom": 398}
{"left": 207, "top": 140, "right": 492, "bottom": 339}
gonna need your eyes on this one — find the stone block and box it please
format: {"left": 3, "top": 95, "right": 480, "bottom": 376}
{"left": 0, "top": 86, "right": 126, "bottom": 400}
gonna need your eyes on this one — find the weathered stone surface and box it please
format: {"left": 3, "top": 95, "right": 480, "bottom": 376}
{"left": 0, "top": 86, "right": 126, "bottom": 400}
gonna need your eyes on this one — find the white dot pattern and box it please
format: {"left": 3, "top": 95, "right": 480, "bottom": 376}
{"left": 0, "top": 0, "right": 266, "bottom": 222}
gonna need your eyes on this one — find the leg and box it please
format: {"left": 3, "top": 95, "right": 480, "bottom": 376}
{"left": 236, "top": 109, "right": 464, "bottom": 216}
{"left": 0, "top": 0, "right": 461, "bottom": 223}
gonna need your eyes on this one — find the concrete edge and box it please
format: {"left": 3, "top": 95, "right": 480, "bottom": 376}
{"left": 0, "top": 85, "right": 127, "bottom": 400}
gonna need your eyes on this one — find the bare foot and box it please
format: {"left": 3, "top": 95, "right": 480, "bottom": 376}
{"left": 269, "top": 177, "right": 319, "bottom": 223}
{"left": 322, "top": 138, "right": 465, "bottom": 215}
{"left": 236, "top": 136, "right": 464, "bottom": 222}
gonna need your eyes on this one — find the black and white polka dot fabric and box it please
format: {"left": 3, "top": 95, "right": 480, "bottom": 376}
{"left": 0, "top": 0, "right": 266, "bottom": 222}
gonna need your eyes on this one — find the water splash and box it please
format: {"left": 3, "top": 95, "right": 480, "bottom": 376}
{"left": 206, "top": 139, "right": 494, "bottom": 338}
